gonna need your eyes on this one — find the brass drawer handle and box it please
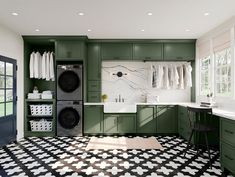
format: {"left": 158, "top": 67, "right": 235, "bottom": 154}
{"left": 225, "top": 155, "right": 234, "bottom": 161}
{"left": 225, "top": 129, "right": 234, "bottom": 134}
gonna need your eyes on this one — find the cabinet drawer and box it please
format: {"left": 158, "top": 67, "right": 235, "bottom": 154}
{"left": 87, "top": 92, "right": 101, "bottom": 102}
{"left": 88, "top": 81, "right": 101, "bottom": 92}
{"left": 221, "top": 119, "right": 235, "bottom": 145}
{"left": 221, "top": 142, "right": 235, "bottom": 174}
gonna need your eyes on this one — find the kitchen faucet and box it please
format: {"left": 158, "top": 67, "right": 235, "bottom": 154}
{"left": 115, "top": 94, "right": 124, "bottom": 102}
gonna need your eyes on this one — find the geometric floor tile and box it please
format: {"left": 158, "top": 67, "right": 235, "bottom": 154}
{"left": 0, "top": 136, "right": 234, "bottom": 177}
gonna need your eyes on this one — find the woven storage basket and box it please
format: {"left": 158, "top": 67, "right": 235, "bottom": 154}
{"left": 30, "top": 119, "right": 52, "bottom": 132}
{"left": 30, "top": 104, "right": 53, "bottom": 116}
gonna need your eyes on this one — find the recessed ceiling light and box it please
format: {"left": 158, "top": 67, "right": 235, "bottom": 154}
{"left": 87, "top": 29, "right": 91, "bottom": 32}
{"left": 141, "top": 29, "right": 145, "bottom": 32}
{"left": 35, "top": 29, "right": 40, "bottom": 32}
{"left": 147, "top": 12, "right": 153, "bottom": 16}
{"left": 185, "top": 29, "right": 190, "bottom": 32}
{"left": 78, "top": 12, "right": 84, "bottom": 16}
{"left": 12, "top": 12, "right": 18, "bottom": 16}
{"left": 204, "top": 12, "right": 210, "bottom": 16}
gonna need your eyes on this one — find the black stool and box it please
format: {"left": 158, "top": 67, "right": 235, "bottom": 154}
{"left": 184, "top": 106, "right": 215, "bottom": 168}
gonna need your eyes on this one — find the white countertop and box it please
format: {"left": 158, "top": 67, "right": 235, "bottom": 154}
{"left": 84, "top": 102, "right": 235, "bottom": 121}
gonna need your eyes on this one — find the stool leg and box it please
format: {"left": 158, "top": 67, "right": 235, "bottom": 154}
{"left": 204, "top": 132, "right": 212, "bottom": 169}
{"left": 184, "top": 130, "right": 194, "bottom": 157}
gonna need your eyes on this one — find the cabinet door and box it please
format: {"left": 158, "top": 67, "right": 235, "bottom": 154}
{"left": 137, "top": 106, "right": 156, "bottom": 133}
{"left": 104, "top": 114, "right": 118, "bottom": 133}
{"left": 118, "top": 114, "right": 136, "bottom": 133}
{"left": 178, "top": 106, "right": 192, "bottom": 141}
{"left": 87, "top": 44, "right": 101, "bottom": 80}
{"left": 84, "top": 105, "right": 103, "bottom": 134}
{"left": 164, "top": 43, "right": 195, "bottom": 61}
{"left": 133, "top": 43, "right": 163, "bottom": 60}
{"left": 55, "top": 40, "right": 85, "bottom": 60}
{"left": 87, "top": 92, "right": 101, "bottom": 102}
{"left": 101, "top": 43, "right": 132, "bottom": 60}
{"left": 221, "top": 142, "right": 235, "bottom": 175}
{"left": 88, "top": 81, "right": 101, "bottom": 92}
{"left": 157, "top": 106, "right": 177, "bottom": 133}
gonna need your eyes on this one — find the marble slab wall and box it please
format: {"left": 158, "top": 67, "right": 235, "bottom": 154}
{"left": 102, "top": 62, "right": 191, "bottom": 103}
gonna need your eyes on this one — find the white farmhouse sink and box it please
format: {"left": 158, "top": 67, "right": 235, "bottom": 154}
{"left": 104, "top": 102, "right": 136, "bottom": 113}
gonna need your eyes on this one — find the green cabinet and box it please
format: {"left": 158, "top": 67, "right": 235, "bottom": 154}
{"left": 84, "top": 105, "right": 103, "bottom": 134}
{"left": 164, "top": 43, "right": 195, "bottom": 61}
{"left": 221, "top": 142, "right": 235, "bottom": 175}
{"left": 55, "top": 40, "right": 85, "bottom": 60}
{"left": 133, "top": 43, "right": 163, "bottom": 60}
{"left": 157, "top": 106, "right": 177, "bottom": 134}
{"left": 104, "top": 114, "right": 136, "bottom": 134}
{"left": 137, "top": 106, "right": 156, "bottom": 133}
{"left": 101, "top": 43, "right": 132, "bottom": 60}
{"left": 87, "top": 43, "right": 101, "bottom": 102}
{"left": 178, "top": 106, "right": 192, "bottom": 140}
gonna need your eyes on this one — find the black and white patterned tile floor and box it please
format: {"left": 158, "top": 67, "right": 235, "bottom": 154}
{"left": 0, "top": 136, "right": 233, "bottom": 177}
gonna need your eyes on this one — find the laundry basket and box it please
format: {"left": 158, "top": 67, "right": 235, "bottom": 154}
{"left": 30, "top": 119, "right": 52, "bottom": 132}
{"left": 30, "top": 104, "right": 53, "bottom": 116}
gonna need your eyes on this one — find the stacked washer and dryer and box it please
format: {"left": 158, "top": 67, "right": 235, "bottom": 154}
{"left": 57, "top": 64, "right": 83, "bottom": 136}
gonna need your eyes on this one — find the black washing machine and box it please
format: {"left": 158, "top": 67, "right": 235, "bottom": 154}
{"left": 57, "top": 101, "right": 82, "bottom": 136}
{"left": 57, "top": 64, "right": 82, "bottom": 101}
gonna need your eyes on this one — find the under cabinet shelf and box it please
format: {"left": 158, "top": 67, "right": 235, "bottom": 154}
{"left": 25, "top": 99, "right": 55, "bottom": 102}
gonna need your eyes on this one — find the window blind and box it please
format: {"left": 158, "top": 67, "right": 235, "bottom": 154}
{"left": 198, "top": 40, "right": 210, "bottom": 59}
{"left": 213, "top": 30, "right": 231, "bottom": 52}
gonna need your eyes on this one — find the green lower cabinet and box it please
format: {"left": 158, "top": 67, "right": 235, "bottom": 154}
{"left": 84, "top": 105, "right": 103, "bottom": 134}
{"left": 221, "top": 142, "right": 235, "bottom": 175}
{"left": 157, "top": 106, "right": 177, "bottom": 134}
{"left": 136, "top": 106, "right": 156, "bottom": 133}
{"left": 178, "top": 106, "right": 192, "bottom": 140}
{"left": 104, "top": 114, "right": 136, "bottom": 134}
{"left": 87, "top": 92, "right": 101, "bottom": 102}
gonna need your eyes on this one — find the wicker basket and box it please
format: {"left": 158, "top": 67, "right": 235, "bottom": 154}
{"left": 30, "top": 104, "right": 53, "bottom": 116}
{"left": 30, "top": 119, "right": 52, "bottom": 132}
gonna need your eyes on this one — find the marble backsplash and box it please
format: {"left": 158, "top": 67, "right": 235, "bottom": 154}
{"left": 102, "top": 61, "right": 191, "bottom": 103}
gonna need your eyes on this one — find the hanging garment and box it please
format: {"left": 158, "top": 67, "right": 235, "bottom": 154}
{"left": 173, "top": 65, "right": 179, "bottom": 88}
{"left": 156, "top": 65, "right": 164, "bottom": 89}
{"left": 49, "top": 52, "right": 55, "bottom": 81}
{"left": 163, "top": 66, "right": 170, "bottom": 89}
{"left": 169, "top": 65, "right": 174, "bottom": 88}
{"left": 152, "top": 65, "right": 157, "bottom": 88}
{"left": 41, "top": 52, "right": 46, "bottom": 79}
{"left": 29, "top": 52, "right": 35, "bottom": 78}
{"left": 178, "top": 65, "right": 184, "bottom": 89}
{"left": 185, "top": 64, "right": 192, "bottom": 87}
{"left": 45, "top": 52, "right": 50, "bottom": 81}
{"left": 34, "top": 52, "right": 41, "bottom": 79}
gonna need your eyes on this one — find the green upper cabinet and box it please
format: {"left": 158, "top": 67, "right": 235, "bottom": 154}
{"left": 163, "top": 43, "right": 195, "bottom": 61}
{"left": 133, "top": 43, "right": 163, "bottom": 61}
{"left": 157, "top": 106, "right": 177, "bottom": 134}
{"left": 84, "top": 105, "right": 103, "bottom": 134}
{"left": 87, "top": 43, "right": 101, "bottom": 80}
{"left": 55, "top": 40, "right": 85, "bottom": 60}
{"left": 101, "top": 43, "right": 133, "bottom": 60}
{"left": 137, "top": 106, "right": 156, "bottom": 133}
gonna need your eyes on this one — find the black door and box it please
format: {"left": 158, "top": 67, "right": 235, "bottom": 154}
{"left": 0, "top": 55, "right": 17, "bottom": 147}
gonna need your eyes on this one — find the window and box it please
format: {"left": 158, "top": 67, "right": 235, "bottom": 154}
{"left": 215, "top": 47, "right": 232, "bottom": 97}
{"left": 200, "top": 56, "right": 211, "bottom": 95}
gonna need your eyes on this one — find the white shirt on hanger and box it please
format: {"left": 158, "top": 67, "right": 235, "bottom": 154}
{"left": 45, "top": 52, "right": 50, "bottom": 81}
{"left": 34, "top": 52, "right": 41, "bottom": 79}
{"left": 41, "top": 52, "right": 46, "bottom": 79}
{"left": 49, "top": 52, "right": 55, "bottom": 81}
{"left": 29, "top": 52, "right": 35, "bottom": 78}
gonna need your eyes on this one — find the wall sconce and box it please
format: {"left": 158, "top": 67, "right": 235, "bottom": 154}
{"left": 113, "top": 71, "right": 127, "bottom": 78}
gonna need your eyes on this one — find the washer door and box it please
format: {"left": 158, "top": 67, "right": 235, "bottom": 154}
{"left": 58, "top": 70, "right": 80, "bottom": 93}
{"left": 58, "top": 107, "right": 80, "bottom": 129}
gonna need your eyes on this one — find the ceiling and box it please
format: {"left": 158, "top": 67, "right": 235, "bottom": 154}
{"left": 0, "top": 0, "right": 235, "bottom": 39}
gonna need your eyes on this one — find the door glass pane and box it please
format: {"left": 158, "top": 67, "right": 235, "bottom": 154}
{"left": 0, "top": 62, "right": 4, "bottom": 75}
{"left": 0, "top": 90, "right": 4, "bottom": 102}
{"left": 0, "top": 103, "right": 5, "bottom": 117}
{"left": 6, "top": 76, "right": 13, "bottom": 88}
{"left": 6, "top": 63, "right": 13, "bottom": 76}
{"left": 6, "top": 90, "right": 13, "bottom": 101}
{"left": 0, "top": 76, "right": 4, "bottom": 88}
{"left": 6, "top": 102, "right": 13, "bottom": 115}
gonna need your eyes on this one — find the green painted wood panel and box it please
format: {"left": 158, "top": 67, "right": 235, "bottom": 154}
{"left": 87, "top": 43, "right": 101, "bottom": 80}
{"left": 164, "top": 43, "right": 195, "bottom": 61}
{"left": 55, "top": 40, "right": 85, "bottom": 60}
{"left": 137, "top": 106, "right": 156, "bottom": 133}
{"left": 221, "top": 142, "right": 235, "bottom": 175}
{"left": 104, "top": 114, "right": 118, "bottom": 133}
{"left": 88, "top": 81, "right": 101, "bottom": 92}
{"left": 87, "top": 92, "right": 101, "bottom": 102}
{"left": 221, "top": 118, "right": 235, "bottom": 146}
{"left": 101, "top": 43, "right": 132, "bottom": 60}
{"left": 118, "top": 114, "right": 136, "bottom": 133}
{"left": 157, "top": 106, "right": 177, "bottom": 133}
{"left": 84, "top": 105, "right": 103, "bottom": 134}
{"left": 133, "top": 43, "right": 163, "bottom": 60}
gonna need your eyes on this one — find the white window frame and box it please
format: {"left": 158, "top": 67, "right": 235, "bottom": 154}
{"left": 199, "top": 55, "right": 211, "bottom": 96}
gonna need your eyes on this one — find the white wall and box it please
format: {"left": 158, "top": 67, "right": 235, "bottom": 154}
{"left": 102, "top": 61, "right": 191, "bottom": 103}
{"left": 0, "top": 24, "right": 24, "bottom": 140}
